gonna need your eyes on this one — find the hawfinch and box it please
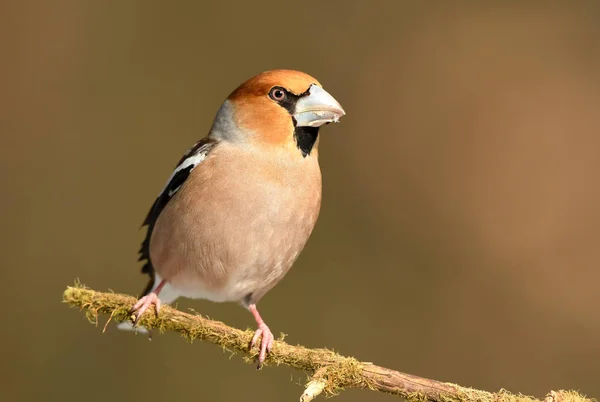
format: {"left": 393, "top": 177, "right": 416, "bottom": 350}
{"left": 120, "top": 69, "right": 345, "bottom": 367}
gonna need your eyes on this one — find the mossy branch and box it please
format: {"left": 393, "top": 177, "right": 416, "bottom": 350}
{"left": 63, "top": 283, "right": 593, "bottom": 402}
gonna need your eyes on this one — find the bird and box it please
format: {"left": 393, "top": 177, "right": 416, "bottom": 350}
{"left": 119, "top": 69, "right": 345, "bottom": 368}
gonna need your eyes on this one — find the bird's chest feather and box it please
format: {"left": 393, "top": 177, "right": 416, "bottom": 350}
{"left": 149, "top": 145, "right": 322, "bottom": 302}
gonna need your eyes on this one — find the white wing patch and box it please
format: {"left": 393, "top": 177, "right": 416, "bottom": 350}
{"left": 159, "top": 150, "right": 209, "bottom": 196}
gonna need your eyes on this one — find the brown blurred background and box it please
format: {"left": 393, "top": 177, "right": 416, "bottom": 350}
{"left": 2, "top": 1, "right": 600, "bottom": 401}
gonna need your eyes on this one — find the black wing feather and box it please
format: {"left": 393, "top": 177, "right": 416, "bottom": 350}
{"left": 138, "top": 137, "right": 218, "bottom": 295}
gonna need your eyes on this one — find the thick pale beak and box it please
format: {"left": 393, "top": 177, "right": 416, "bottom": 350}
{"left": 293, "top": 84, "right": 345, "bottom": 127}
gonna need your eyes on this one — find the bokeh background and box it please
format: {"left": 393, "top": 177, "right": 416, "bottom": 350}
{"left": 3, "top": 1, "right": 600, "bottom": 401}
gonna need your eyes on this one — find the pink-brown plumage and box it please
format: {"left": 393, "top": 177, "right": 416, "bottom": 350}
{"left": 122, "top": 69, "right": 344, "bottom": 367}
{"left": 150, "top": 141, "right": 322, "bottom": 303}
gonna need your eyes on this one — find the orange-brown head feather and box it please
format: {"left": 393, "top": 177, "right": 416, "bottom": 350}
{"left": 227, "top": 70, "right": 321, "bottom": 149}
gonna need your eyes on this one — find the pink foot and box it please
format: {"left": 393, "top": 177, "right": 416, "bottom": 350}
{"left": 248, "top": 303, "right": 274, "bottom": 369}
{"left": 250, "top": 323, "right": 274, "bottom": 369}
{"left": 130, "top": 292, "right": 162, "bottom": 325}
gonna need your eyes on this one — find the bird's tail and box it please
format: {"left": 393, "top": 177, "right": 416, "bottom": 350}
{"left": 117, "top": 275, "right": 181, "bottom": 333}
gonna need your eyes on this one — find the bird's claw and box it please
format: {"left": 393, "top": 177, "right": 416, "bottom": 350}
{"left": 250, "top": 323, "right": 274, "bottom": 369}
{"left": 130, "top": 293, "right": 161, "bottom": 325}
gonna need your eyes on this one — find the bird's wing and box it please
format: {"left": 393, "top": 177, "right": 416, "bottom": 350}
{"left": 138, "top": 137, "right": 218, "bottom": 294}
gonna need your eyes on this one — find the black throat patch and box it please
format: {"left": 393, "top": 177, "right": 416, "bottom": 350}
{"left": 293, "top": 124, "right": 319, "bottom": 157}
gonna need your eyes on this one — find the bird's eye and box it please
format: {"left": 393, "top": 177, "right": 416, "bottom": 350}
{"left": 269, "top": 87, "right": 287, "bottom": 102}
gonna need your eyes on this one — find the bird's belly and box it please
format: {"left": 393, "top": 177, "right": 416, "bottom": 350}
{"left": 150, "top": 176, "right": 321, "bottom": 304}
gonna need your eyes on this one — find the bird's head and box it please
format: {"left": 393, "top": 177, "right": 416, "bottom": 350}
{"left": 209, "top": 69, "right": 345, "bottom": 158}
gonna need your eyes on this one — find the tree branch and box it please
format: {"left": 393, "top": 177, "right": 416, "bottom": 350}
{"left": 63, "top": 283, "right": 594, "bottom": 402}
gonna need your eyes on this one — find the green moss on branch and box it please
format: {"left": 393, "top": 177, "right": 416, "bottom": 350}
{"left": 62, "top": 283, "right": 595, "bottom": 402}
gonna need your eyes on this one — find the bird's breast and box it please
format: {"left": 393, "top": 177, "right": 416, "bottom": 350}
{"left": 149, "top": 143, "right": 322, "bottom": 303}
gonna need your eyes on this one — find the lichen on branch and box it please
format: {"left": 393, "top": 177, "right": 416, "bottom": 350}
{"left": 62, "top": 283, "right": 594, "bottom": 402}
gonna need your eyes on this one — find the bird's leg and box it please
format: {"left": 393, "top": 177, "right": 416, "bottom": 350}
{"left": 130, "top": 279, "right": 166, "bottom": 325}
{"left": 248, "top": 304, "right": 274, "bottom": 369}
